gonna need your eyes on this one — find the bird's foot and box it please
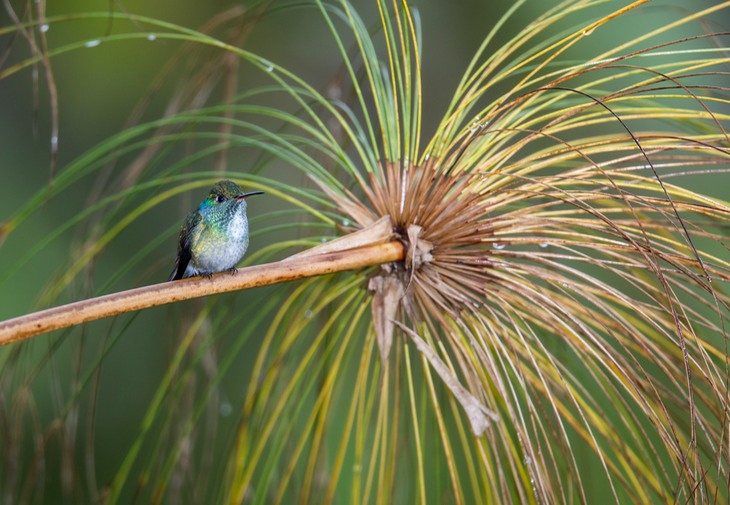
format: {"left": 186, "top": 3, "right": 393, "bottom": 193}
{"left": 226, "top": 267, "right": 238, "bottom": 276}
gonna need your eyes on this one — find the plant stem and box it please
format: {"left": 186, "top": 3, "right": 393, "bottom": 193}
{"left": 0, "top": 241, "right": 404, "bottom": 345}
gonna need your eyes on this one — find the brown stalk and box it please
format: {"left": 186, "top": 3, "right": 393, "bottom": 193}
{"left": 394, "top": 320, "right": 499, "bottom": 436}
{"left": 0, "top": 241, "right": 404, "bottom": 346}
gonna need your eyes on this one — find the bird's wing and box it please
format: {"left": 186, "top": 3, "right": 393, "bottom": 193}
{"left": 168, "top": 211, "right": 202, "bottom": 281}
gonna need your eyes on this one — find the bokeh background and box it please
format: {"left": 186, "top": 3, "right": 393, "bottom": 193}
{"left": 1, "top": 0, "right": 514, "bottom": 308}
{"left": 1, "top": 0, "right": 728, "bottom": 502}
{"left": 4, "top": 0, "right": 724, "bottom": 312}
{"left": 2, "top": 2, "right": 531, "bottom": 500}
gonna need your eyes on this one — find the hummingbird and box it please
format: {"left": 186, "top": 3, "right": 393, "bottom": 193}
{"left": 168, "top": 180, "right": 263, "bottom": 281}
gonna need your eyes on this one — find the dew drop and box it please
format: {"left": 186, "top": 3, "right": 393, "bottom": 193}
{"left": 261, "top": 59, "right": 274, "bottom": 72}
{"left": 304, "top": 309, "right": 313, "bottom": 319}
{"left": 539, "top": 242, "right": 549, "bottom": 248}
{"left": 582, "top": 27, "right": 594, "bottom": 36}
{"left": 321, "top": 237, "right": 327, "bottom": 243}
{"left": 424, "top": 153, "right": 430, "bottom": 161}
{"left": 85, "top": 39, "right": 101, "bottom": 48}
{"left": 147, "top": 33, "right": 157, "bottom": 41}
{"left": 525, "top": 455, "right": 532, "bottom": 465}
{"left": 219, "top": 402, "right": 232, "bottom": 417}
{"left": 342, "top": 218, "right": 350, "bottom": 227}
{"left": 40, "top": 24, "right": 49, "bottom": 33}
{"left": 493, "top": 242, "right": 506, "bottom": 250}
{"left": 50, "top": 135, "right": 58, "bottom": 147}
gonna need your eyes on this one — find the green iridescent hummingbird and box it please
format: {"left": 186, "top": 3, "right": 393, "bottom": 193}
{"left": 168, "top": 180, "right": 263, "bottom": 281}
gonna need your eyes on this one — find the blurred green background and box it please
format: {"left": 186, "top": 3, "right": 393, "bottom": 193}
{"left": 2, "top": 1, "right": 530, "bottom": 500}
{"left": 0, "top": 0, "right": 520, "bottom": 310}
{"left": 3, "top": 0, "right": 723, "bottom": 312}
{"left": 1, "top": 0, "right": 728, "bottom": 502}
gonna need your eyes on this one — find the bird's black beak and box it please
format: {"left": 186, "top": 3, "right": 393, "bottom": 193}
{"left": 235, "top": 191, "right": 264, "bottom": 200}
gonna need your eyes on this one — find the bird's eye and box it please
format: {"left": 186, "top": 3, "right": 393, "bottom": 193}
{"left": 216, "top": 195, "right": 226, "bottom": 203}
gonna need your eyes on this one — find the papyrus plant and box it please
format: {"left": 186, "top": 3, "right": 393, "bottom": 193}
{"left": 1, "top": 0, "right": 729, "bottom": 503}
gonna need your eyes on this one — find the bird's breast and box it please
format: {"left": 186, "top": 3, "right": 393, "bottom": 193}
{"left": 190, "top": 210, "right": 249, "bottom": 273}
